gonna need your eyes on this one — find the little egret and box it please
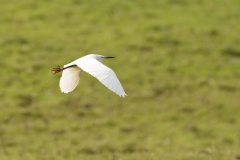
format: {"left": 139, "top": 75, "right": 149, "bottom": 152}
{"left": 52, "top": 54, "right": 126, "bottom": 97}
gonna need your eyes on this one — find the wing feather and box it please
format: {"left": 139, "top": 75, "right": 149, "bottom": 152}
{"left": 75, "top": 58, "right": 126, "bottom": 97}
{"left": 59, "top": 65, "right": 83, "bottom": 93}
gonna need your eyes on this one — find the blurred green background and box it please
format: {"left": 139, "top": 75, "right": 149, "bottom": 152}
{"left": 0, "top": 0, "right": 240, "bottom": 159}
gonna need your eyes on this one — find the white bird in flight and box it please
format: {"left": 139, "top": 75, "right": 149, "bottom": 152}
{"left": 52, "top": 54, "right": 126, "bottom": 97}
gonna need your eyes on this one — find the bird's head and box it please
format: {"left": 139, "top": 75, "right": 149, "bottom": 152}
{"left": 87, "top": 54, "right": 115, "bottom": 62}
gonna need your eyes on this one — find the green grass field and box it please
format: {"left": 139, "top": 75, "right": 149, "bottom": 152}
{"left": 1, "top": 0, "right": 240, "bottom": 159}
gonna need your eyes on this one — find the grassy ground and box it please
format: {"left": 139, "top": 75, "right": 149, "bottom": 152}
{"left": 0, "top": 0, "right": 240, "bottom": 159}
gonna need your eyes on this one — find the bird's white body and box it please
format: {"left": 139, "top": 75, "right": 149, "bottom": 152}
{"left": 59, "top": 54, "right": 126, "bottom": 97}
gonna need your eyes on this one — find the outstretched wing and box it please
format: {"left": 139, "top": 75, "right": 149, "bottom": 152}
{"left": 60, "top": 65, "right": 83, "bottom": 93}
{"left": 75, "top": 58, "right": 126, "bottom": 97}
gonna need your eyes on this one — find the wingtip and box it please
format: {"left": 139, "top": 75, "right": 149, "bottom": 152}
{"left": 120, "top": 94, "right": 127, "bottom": 98}
{"left": 61, "top": 90, "right": 70, "bottom": 94}
{"left": 61, "top": 91, "right": 67, "bottom": 94}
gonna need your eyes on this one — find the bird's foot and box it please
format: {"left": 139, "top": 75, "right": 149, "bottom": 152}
{"left": 52, "top": 65, "right": 64, "bottom": 75}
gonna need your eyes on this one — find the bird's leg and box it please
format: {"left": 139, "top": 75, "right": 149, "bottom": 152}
{"left": 51, "top": 65, "right": 64, "bottom": 75}
{"left": 51, "top": 65, "right": 77, "bottom": 75}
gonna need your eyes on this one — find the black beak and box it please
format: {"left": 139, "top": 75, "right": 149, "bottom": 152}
{"left": 102, "top": 56, "right": 115, "bottom": 58}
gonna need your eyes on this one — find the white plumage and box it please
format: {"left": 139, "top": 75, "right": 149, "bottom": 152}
{"left": 60, "top": 65, "right": 83, "bottom": 93}
{"left": 53, "top": 54, "right": 126, "bottom": 97}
